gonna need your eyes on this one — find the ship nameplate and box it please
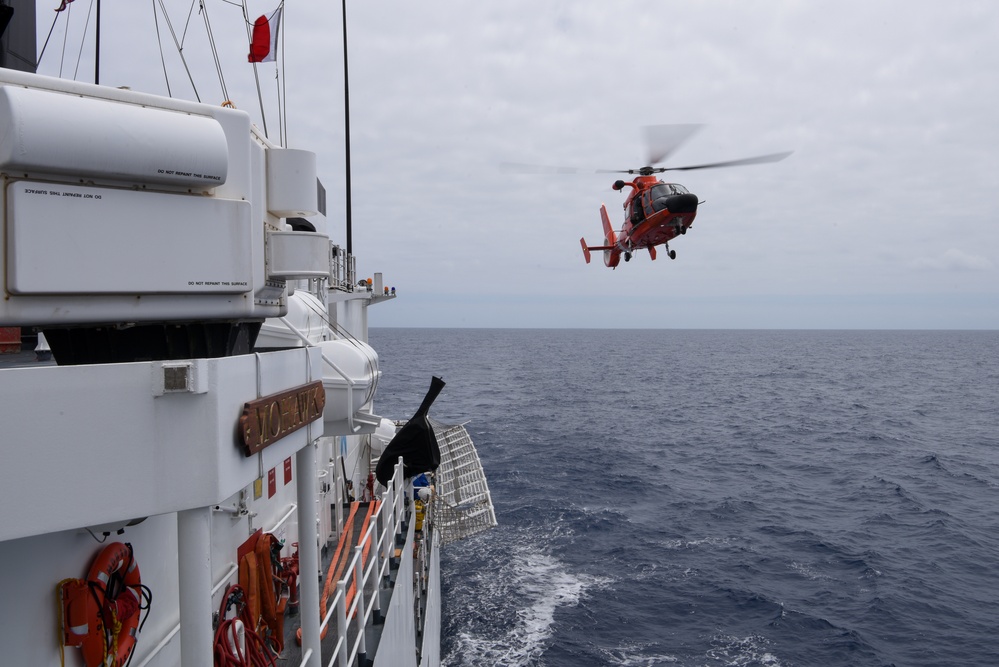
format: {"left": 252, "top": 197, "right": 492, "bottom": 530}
{"left": 238, "top": 381, "right": 325, "bottom": 456}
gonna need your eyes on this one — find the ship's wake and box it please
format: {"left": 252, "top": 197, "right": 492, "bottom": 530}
{"left": 441, "top": 525, "right": 603, "bottom": 666}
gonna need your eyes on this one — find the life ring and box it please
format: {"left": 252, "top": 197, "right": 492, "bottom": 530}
{"left": 61, "top": 542, "right": 144, "bottom": 667}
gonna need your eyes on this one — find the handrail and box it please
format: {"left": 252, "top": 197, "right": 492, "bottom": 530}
{"left": 134, "top": 562, "right": 236, "bottom": 667}
{"left": 316, "top": 457, "right": 407, "bottom": 667}
{"left": 271, "top": 502, "right": 298, "bottom": 533}
{"left": 134, "top": 625, "right": 180, "bottom": 667}
{"left": 210, "top": 563, "right": 239, "bottom": 598}
{"left": 142, "top": 458, "right": 410, "bottom": 667}
{"left": 128, "top": 435, "right": 412, "bottom": 667}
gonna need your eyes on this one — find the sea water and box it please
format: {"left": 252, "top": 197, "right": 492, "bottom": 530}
{"left": 369, "top": 329, "right": 999, "bottom": 667}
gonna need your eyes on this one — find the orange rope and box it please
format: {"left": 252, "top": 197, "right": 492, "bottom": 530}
{"left": 321, "top": 503, "right": 361, "bottom": 613}
{"left": 296, "top": 502, "right": 359, "bottom": 644}
{"left": 295, "top": 499, "right": 383, "bottom": 642}
{"left": 345, "top": 500, "right": 380, "bottom": 616}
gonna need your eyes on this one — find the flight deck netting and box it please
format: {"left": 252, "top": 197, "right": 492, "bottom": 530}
{"left": 429, "top": 418, "right": 497, "bottom": 546}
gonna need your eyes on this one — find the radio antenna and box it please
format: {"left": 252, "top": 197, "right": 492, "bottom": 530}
{"left": 341, "top": 0, "right": 352, "bottom": 255}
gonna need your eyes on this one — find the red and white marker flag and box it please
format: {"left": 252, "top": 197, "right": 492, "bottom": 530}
{"left": 248, "top": 6, "right": 282, "bottom": 63}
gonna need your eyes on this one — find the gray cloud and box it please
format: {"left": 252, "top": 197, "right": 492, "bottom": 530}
{"left": 34, "top": 0, "right": 999, "bottom": 328}
{"left": 910, "top": 249, "right": 993, "bottom": 272}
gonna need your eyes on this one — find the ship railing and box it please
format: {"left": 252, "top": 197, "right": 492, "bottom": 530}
{"left": 320, "top": 457, "right": 409, "bottom": 667}
{"left": 132, "top": 456, "right": 413, "bottom": 667}
{"left": 329, "top": 244, "right": 357, "bottom": 293}
{"left": 412, "top": 484, "right": 435, "bottom": 633}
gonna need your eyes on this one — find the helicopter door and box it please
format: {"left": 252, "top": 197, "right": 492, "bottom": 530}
{"left": 630, "top": 195, "right": 646, "bottom": 225}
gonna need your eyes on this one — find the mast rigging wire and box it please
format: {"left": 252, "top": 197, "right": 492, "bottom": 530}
{"left": 198, "top": 0, "right": 230, "bottom": 105}
{"left": 180, "top": 0, "right": 198, "bottom": 48}
{"left": 36, "top": 11, "right": 62, "bottom": 68}
{"left": 57, "top": 0, "right": 71, "bottom": 77}
{"left": 37, "top": 0, "right": 287, "bottom": 144}
{"left": 279, "top": 12, "right": 287, "bottom": 147}
{"left": 71, "top": 0, "right": 97, "bottom": 81}
{"left": 154, "top": 0, "right": 201, "bottom": 102}
{"left": 150, "top": 0, "right": 172, "bottom": 97}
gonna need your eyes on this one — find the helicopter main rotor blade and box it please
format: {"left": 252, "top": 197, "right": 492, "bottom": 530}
{"left": 502, "top": 162, "right": 650, "bottom": 177}
{"left": 595, "top": 167, "right": 670, "bottom": 176}
{"left": 644, "top": 124, "right": 704, "bottom": 166}
{"left": 499, "top": 161, "right": 594, "bottom": 175}
{"left": 662, "top": 151, "right": 793, "bottom": 172}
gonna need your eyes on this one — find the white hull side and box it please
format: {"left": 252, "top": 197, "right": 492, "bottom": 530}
{"left": 374, "top": 520, "right": 418, "bottom": 667}
{"left": 421, "top": 535, "right": 442, "bottom": 667}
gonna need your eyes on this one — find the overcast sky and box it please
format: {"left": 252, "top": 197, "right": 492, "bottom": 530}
{"left": 35, "top": 1, "right": 999, "bottom": 329}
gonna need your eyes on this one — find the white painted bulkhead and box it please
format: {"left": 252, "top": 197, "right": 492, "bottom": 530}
{"left": 0, "top": 348, "right": 319, "bottom": 665}
{"left": 0, "top": 348, "right": 323, "bottom": 541}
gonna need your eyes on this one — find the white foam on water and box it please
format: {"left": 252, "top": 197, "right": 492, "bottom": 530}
{"left": 789, "top": 560, "right": 828, "bottom": 581}
{"left": 443, "top": 533, "right": 606, "bottom": 666}
{"left": 705, "top": 634, "right": 785, "bottom": 667}
{"left": 601, "top": 641, "right": 681, "bottom": 665}
{"left": 660, "top": 536, "right": 735, "bottom": 550}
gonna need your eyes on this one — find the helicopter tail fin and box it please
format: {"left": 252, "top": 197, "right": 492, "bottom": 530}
{"left": 581, "top": 205, "right": 620, "bottom": 266}
{"left": 600, "top": 204, "right": 616, "bottom": 245}
{"left": 600, "top": 205, "right": 622, "bottom": 267}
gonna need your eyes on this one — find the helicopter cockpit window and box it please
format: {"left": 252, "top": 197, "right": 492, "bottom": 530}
{"left": 647, "top": 183, "right": 692, "bottom": 213}
{"left": 648, "top": 184, "right": 672, "bottom": 213}
{"left": 650, "top": 183, "right": 689, "bottom": 199}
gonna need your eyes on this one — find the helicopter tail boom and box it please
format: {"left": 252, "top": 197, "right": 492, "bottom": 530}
{"left": 580, "top": 238, "right": 615, "bottom": 263}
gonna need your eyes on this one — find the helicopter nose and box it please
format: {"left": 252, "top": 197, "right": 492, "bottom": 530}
{"left": 665, "top": 193, "right": 698, "bottom": 214}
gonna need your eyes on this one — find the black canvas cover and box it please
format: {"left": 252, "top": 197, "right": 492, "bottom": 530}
{"left": 375, "top": 376, "right": 445, "bottom": 485}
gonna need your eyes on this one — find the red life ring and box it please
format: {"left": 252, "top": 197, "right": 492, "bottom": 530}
{"left": 61, "top": 542, "right": 144, "bottom": 667}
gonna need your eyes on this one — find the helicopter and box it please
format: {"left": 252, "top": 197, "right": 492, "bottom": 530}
{"left": 578, "top": 125, "right": 791, "bottom": 268}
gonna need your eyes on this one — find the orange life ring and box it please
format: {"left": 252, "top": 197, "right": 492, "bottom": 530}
{"left": 61, "top": 542, "right": 143, "bottom": 667}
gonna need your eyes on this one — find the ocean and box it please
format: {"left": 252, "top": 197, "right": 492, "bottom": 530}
{"left": 368, "top": 328, "right": 999, "bottom": 667}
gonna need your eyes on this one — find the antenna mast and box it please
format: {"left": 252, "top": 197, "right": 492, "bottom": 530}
{"left": 341, "top": 0, "right": 352, "bottom": 256}
{"left": 94, "top": 0, "right": 100, "bottom": 84}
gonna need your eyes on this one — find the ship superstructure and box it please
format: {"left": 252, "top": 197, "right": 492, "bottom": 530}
{"left": 0, "top": 66, "right": 494, "bottom": 666}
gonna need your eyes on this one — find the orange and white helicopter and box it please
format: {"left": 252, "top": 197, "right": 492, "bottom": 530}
{"left": 579, "top": 125, "right": 791, "bottom": 268}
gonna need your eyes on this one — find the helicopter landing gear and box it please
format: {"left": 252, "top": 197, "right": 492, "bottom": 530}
{"left": 669, "top": 250, "right": 677, "bottom": 259}
{"left": 624, "top": 251, "right": 632, "bottom": 262}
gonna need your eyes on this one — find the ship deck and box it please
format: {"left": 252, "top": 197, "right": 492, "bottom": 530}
{"left": 0, "top": 349, "right": 53, "bottom": 369}
{"left": 277, "top": 501, "right": 396, "bottom": 666}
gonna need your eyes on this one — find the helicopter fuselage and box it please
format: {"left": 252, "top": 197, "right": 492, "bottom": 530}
{"left": 581, "top": 175, "right": 699, "bottom": 267}
{"left": 575, "top": 126, "right": 789, "bottom": 269}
